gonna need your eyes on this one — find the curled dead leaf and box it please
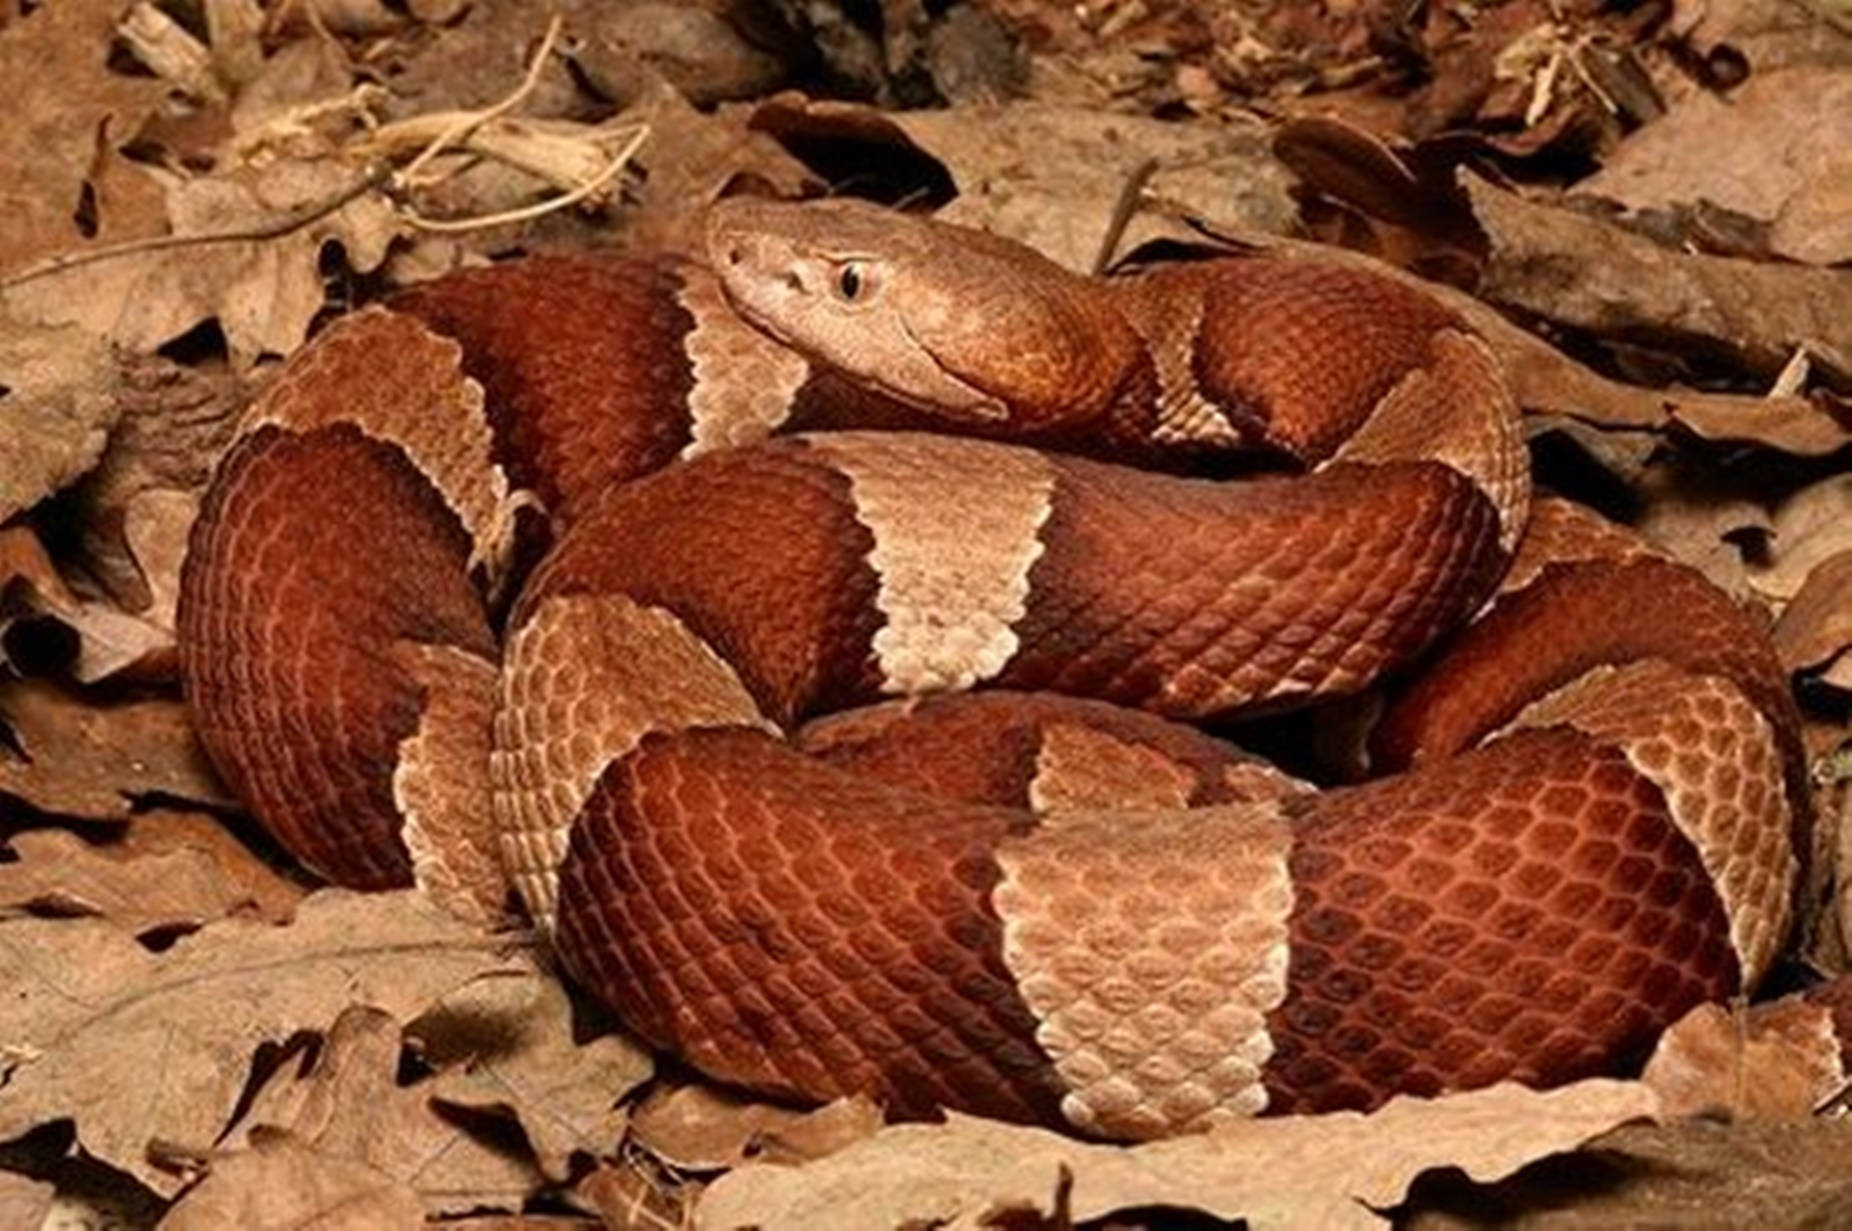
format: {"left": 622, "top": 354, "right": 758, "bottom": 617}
{"left": 630, "top": 1084, "right": 883, "bottom": 1172}
{"left": 1643, "top": 998, "right": 1846, "bottom": 1121}
{"left": 0, "top": 809, "right": 303, "bottom": 934}
{"left": 216, "top": 1004, "right": 546, "bottom": 1218}
{"left": 1463, "top": 172, "right": 1852, "bottom": 386}
{"left": 414, "top": 973, "right": 655, "bottom": 1182}
{"left": 0, "top": 680, "right": 229, "bottom": 820}
{"left": 158, "top": 1126, "right": 426, "bottom": 1230}
{"left": 697, "top": 1080, "right": 1658, "bottom": 1231}
{"left": 1750, "top": 476, "right": 1852, "bottom": 604}
{"left": 0, "top": 889, "right": 533, "bottom": 1195}
{"left": 1775, "top": 550, "right": 1852, "bottom": 689}
{"left": 0, "top": 317, "right": 122, "bottom": 524}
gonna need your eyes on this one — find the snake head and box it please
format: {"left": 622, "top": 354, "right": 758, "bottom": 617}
{"left": 705, "top": 197, "right": 1139, "bottom": 429}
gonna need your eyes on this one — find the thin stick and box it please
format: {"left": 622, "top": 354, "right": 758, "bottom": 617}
{"left": 0, "top": 163, "right": 394, "bottom": 291}
{"left": 1092, "top": 156, "right": 1159, "bottom": 275}
{"left": 399, "top": 123, "right": 648, "bottom": 233}
{"left": 396, "top": 14, "right": 564, "bottom": 189}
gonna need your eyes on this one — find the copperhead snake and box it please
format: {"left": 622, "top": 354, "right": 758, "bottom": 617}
{"left": 176, "top": 197, "right": 1807, "bottom": 1139}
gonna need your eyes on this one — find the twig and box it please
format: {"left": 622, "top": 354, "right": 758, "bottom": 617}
{"left": 396, "top": 14, "right": 564, "bottom": 189}
{"left": 0, "top": 163, "right": 395, "bottom": 291}
{"left": 396, "top": 123, "right": 648, "bottom": 233}
{"left": 1091, "top": 156, "right": 1159, "bottom": 276}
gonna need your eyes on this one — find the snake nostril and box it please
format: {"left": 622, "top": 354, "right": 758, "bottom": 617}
{"left": 726, "top": 246, "right": 744, "bottom": 266}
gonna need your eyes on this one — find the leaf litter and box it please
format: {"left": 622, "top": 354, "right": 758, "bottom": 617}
{"left": 1, "top": 0, "right": 1850, "bottom": 1227}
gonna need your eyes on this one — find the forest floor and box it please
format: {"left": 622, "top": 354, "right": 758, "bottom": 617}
{"left": 2, "top": 0, "right": 1850, "bottom": 1227}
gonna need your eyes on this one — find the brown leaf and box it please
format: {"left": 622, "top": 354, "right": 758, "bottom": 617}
{"left": 0, "top": 0, "right": 169, "bottom": 271}
{"left": 0, "top": 680, "right": 230, "bottom": 820}
{"left": 696, "top": 1080, "right": 1658, "bottom": 1230}
{"left": 0, "top": 1171, "right": 54, "bottom": 1231}
{"left": 4, "top": 159, "right": 401, "bottom": 365}
{"left": 0, "top": 889, "right": 534, "bottom": 1195}
{"left": 158, "top": 1127, "right": 426, "bottom": 1230}
{"left": 1630, "top": 463, "right": 1770, "bottom": 600}
{"left": 881, "top": 99, "right": 1299, "bottom": 272}
{"left": 219, "top": 1004, "right": 546, "bottom": 1217}
{"left": 0, "top": 810, "right": 304, "bottom": 934}
{"left": 1749, "top": 475, "right": 1852, "bottom": 603}
{"left": 73, "top": 355, "right": 246, "bottom": 623}
{"left": 1, "top": 523, "right": 176, "bottom": 684}
{"left": 0, "top": 316, "right": 123, "bottom": 523}
{"left": 1462, "top": 172, "right": 1852, "bottom": 385}
{"left": 1405, "top": 1118, "right": 1852, "bottom": 1228}
{"left": 439, "top": 1218, "right": 605, "bottom": 1230}
{"left": 629, "top": 1084, "right": 882, "bottom": 1172}
{"left": 570, "top": 3, "right": 794, "bottom": 108}
{"left": 1579, "top": 66, "right": 1852, "bottom": 266}
{"left": 414, "top": 974, "right": 655, "bottom": 1181}
{"left": 1666, "top": 0, "right": 1852, "bottom": 82}
{"left": 615, "top": 81, "right": 819, "bottom": 257}
{"left": 577, "top": 1153, "right": 696, "bottom": 1231}
{"left": 1643, "top": 999, "right": 1845, "bottom": 1120}
{"left": 1776, "top": 551, "right": 1852, "bottom": 688}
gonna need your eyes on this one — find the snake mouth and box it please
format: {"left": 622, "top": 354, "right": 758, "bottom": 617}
{"left": 706, "top": 211, "right": 1007, "bottom": 423}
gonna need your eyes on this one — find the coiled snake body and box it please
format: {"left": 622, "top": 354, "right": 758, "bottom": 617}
{"left": 177, "top": 199, "right": 1805, "bottom": 1138}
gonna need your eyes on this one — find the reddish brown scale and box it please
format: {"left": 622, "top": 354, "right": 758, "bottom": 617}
{"left": 1183, "top": 258, "right": 1463, "bottom": 461}
{"left": 178, "top": 424, "right": 493, "bottom": 887}
{"left": 1266, "top": 727, "right": 1737, "bottom": 1113}
{"left": 1004, "top": 458, "right": 1503, "bottom": 716}
{"left": 1373, "top": 558, "right": 1811, "bottom": 849}
{"left": 517, "top": 441, "right": 885, "bottom": 724}
{"left": 389, "top": 257, "right": 698, "bottom": 525}
{"left": 796, "top": 692, "right": 1276, "bottom": 808}
{"left": 781, "top": 366, "right": 1167, "bottom": 467}
{"left": 552, "top": 727, "right": 1067, "bottom": 1125}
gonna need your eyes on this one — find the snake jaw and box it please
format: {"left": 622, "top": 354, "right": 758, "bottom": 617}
{"left": 705, "top": 198, "right": 1010, "bottom": 422}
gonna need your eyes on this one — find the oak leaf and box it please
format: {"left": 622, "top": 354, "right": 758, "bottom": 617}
{"left": 0, "top": 889, "right": 533, "bottom": 1195}
{"left": 697, "top": 1080, "right": 1657, "bottom": 1231}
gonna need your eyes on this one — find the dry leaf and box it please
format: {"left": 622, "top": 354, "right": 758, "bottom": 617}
{"left": 630, "top": 1084, "right": 883, "bottom": 1172}
{"left": 0, "top": 523, "right": 176, "bottom": 683}
{"left": 0, "top": 0, "right": 169, "bottom": 270}
{"left": 0, "top": 889, "right": 533, "bottom": 1195}
{"left": 439, "top": 1217, "right": 604, "bottom": 1230}
{"left": 1463, "top": 172, "right": 1852, "bottom": 383}
{"left": 0, "top": 810, "right": 303, "bottom": 934}
{"left": 414, "top": 973, "right": 655, "bottom": 1181}
{"left": 0, "top": 1171, "right": 54, "bottom": 1230}
{"left": 0, "top": 317, "right": 123, "bottom": 524}
{"left": 1405, "top": 1118, "right": 1852, "bottom": 1228}
{"left": 769, "top": 96, "right": 1299, "bottom": 273}
{"left": 218, "top": 1004, "right": 546, "bottom": 1217}
{"left": 614, "top": 81, "right": 819, "bottom": 256}
{"left": 1748, "top": 475, "right": 1852, "bottom": 603}
{"left": 571, "top": 2, "right": 793, "bottom": 107}
{"left": 1579, "top": 66, "right": 1852, "bottom": 265}
{"left": 1776, "top": 551, "right": 1852, "bottom": 688}
{"left": 73, "top": 354, "right": 245, "bottom": 621}
{"left": 696, "top": 1080, "right": 1658, "bottom": 1231}
{"left": 0, "top": 680, "right": 230, "bottom": 820}
{"left": 1665, "top": 0, "right": 1852, "bottom": 84}
{"left": 4, "top": 159, "right": 401, "bottom": 365}
{"left": 1643, "top": 999, "right": 1845, "bottom": 1120}
{"left": 577, "top": 1154, "right": 696, "bottom": 1231}
{"left": 157, "top": 1127, "right": 425, "bottom": 1230}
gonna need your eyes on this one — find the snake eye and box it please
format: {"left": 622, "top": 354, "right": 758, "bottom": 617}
{"left": 834, "top": 262, "right": 867, "bottom": 303}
